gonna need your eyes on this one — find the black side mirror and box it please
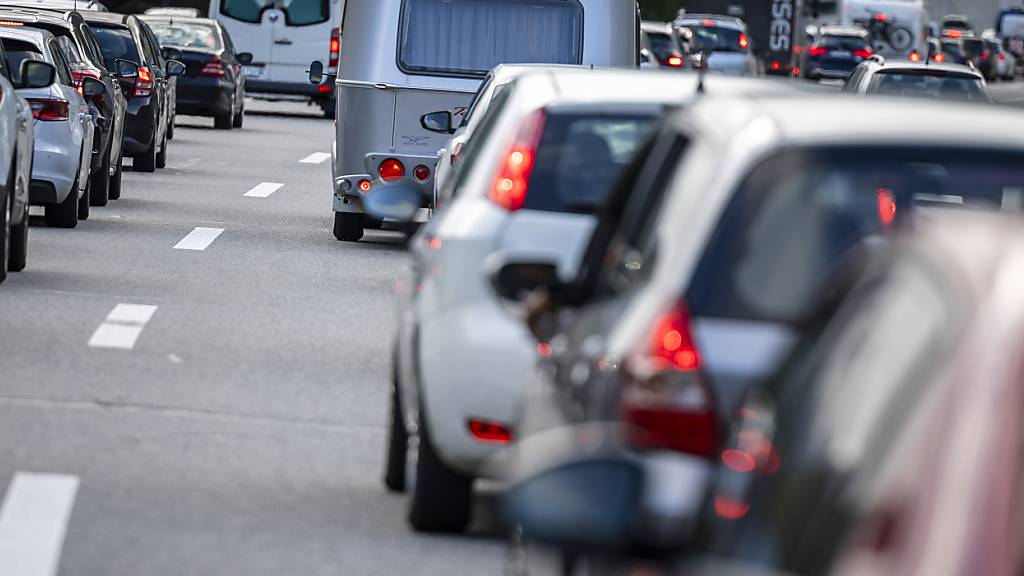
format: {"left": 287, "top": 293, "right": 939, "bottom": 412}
{"left": 362, "top": 181, "right": 423, "bottom": 223}
{"left": 165, "top": 59, "right": 185, "bottom": 77}
{"left": 237, "top": 52, "right": 253, "bottom": 65}
{"left": 490, "top": 259, "right": 561, "bottom": 303}
{"left": 161, "top": 46, "right": 182, "bottom": 61}
{"left": 81, "top": 76, "right": 106, "bottom": 98}
{"left": 308, "top": 60, "right": 324, "bottom": 85}
{"left": 115, "top": 58, "right": 139, "bottom": 79}
{"left": 18, "top": 60, "right": 55, "bottom": 89}
{"left": 420, "top": 110, "right": 454, "bottom": 134}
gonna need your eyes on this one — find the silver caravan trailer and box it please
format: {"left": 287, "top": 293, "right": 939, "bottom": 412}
{"left": 312, "top": 0, "right": 639, "bottom": 242}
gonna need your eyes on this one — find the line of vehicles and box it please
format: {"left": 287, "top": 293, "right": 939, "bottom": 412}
{"left": 0, "top": 0, "right": 258, "bottom": 286}
{"left": 295, "top": 0, "right": 1024, "bottom": 573}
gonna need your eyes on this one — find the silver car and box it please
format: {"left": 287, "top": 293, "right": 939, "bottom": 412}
{"left": 1, "top": 27, "right": 97, "bottom": 228}
{"left": 674, "top": 14, "right": 758, "bottom": 76}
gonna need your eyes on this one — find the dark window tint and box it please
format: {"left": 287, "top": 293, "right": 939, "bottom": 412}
{"left": 688, "top": 147, "right": 1024, "bottom": 322}
{"left": 149, "top": 21, "right": 223, "bottom": 51}
{"left": 219, "top": 0, "right": 272, "bottom": 24}
{"left": 646, "top": 31, "right": 679, "bottom": 60}
{"left": 2, "top": 38, "right": 43, "bottom": 84}
{"left": 962, "top": 38, "right": 986, "bottom": 56}
{"left": 681, "top": 25, "right": 746, "bottom": 53}
{"left": 48, "top": 39, "right": 74, "bottom": 86}
{"left": 867, "top": 70, "right": 987, "bottom": 101}
{"left": 56, "top": 35, "right": 87, "bottom": 68}
{"left": 281, "top": 0, "right": 329, "bottom": 26}
{"left": 819, "top": 35, "right": 868, "bottom": 51}
{"left": 92, "top": 26, "right": 141, "bottom": 70}
{"left": 941, "top": 40, "right": 964, "bottom": 56}
{"left": 528, "top": 113, "right": 657, "bottom": 214}
{"left": 399, "top": 0, "right": 583, "bottom": 77}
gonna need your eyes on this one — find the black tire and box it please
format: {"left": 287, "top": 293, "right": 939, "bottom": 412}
{"left": 8, "top": 200, "right": 26, "bottom": 273}
{"left": 408, "top": 410, "right": 473, "bottom": 533}
{"left": 233, "top": 101, "right": 244, "bottom": 128}
{"left": 333, "top": 212, "right": 364, "bottom": 242}
{"left": 321, "top": 98, "right": 336, "bottom": 119}
{"left": 384, "top": 356, "right": 408, "bottom": 492}
{"left": 89, "top": 143, "right": 111, "bottom": 207}
{"left": 155, "top": 133, "right": 167, "bottom": 169}
{"left": 0, "top": 185, "right": 9, "bottom": 284}
{"left": 134, "top": 137, "right": 157, "bottom": 172}
{"left": 44, "top": 179, "right": 78, "bottom": 229}
{"left": 214, "top": 110, "right": 232, "bottom": 130}
{"left": 109, "top": 153, "right": 123, "bottom": 200}
{"left": 77, "top": 177, "right": 90, "bottom": 221}
{"left": 167, "top": 117, "right": 175, "bottom": 140}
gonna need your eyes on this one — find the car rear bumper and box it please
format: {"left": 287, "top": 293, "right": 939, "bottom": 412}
{"left": 175, "top": 78, "right": 234, "bottom": 116}
{"left": 30, "top": 123, "right": 80, "bottom": 204}
{"left": 245, "top": 79, "right": 330, "bottom": 98}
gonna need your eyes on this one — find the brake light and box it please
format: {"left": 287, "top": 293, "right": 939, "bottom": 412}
{"left": 933, "top": 53, "right": 946, "bottom": 63}
{"left": 413, "top": 164, "right": 430, "bottom": 181}
{"left": 809, "top": 47, "right": 827, "bottom": 57}
{"left": 703, "top": 19, "right": 715, "bottom": 27}
{"left": 467, "top": 419, "right": 512, "bottom": 444}
{"left": 0, "top": 20, "right": 24, "bottom": 26}
{"left": 28, "top": 98, "right": 69, "bottom": 121}
{"left": 357, "top": 179, "right": 371, "bottom": 193}
{"left": 666, "top": 54, "right": 684, "bottom": 67}
{"left": 853, "top": 48, "right": 873, "bottom": 59}
{"left": 134, "top": 65, "right": 153, "bottom": 97}
{"left": 489, "top": 110, "right": 545, "bottom": 211}
{"left": 378, "top": 158, "right": 405, "bottom": 182}
{"left": 328, "top": 27, "right": 341, "bottom": 67}
{"left": 738, "top": 33, "right": 749, "bottom": 49}
{"left": 981, "top": 50, "right": 991, "bottom": 60}
{"left": 770, "top": 61, "right": 781, "bottom": 71}
{"left": 999, "top": 52, "right": 1007, "bottom": 61}
{"left": 877, "top": 188, "right": 897, "bottom": 228}
{"left": 621, "top": 302, "right": 716, "bottom": 457}
{"left": 201, "top": 57, "right": 225, "bottom": 78}
{"left": 909, "top": 50, "right": 922, "bottom": 62}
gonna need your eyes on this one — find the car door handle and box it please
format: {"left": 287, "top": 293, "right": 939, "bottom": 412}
{"left": 274, "top": 38, "right": 293, "bottom": 45}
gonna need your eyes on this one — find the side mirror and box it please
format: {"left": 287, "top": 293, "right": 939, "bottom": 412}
{"left": 237, "top": 52, "right": 253, "bottom": 65}
{"left": 420, "top": 110, "right": 454, "bottom": 134}
{"left": 165, "top": 60, "right": 185, "bottom": 77}
{"left": 161, "top": 46, "right": 182, "bottom": 61}
{"left": 81, "top": 76, "right": 106, "bottom": 98}
{"left": 18, "top": 60, "right": 55, "bottom": 89}
{"left": 362, "top": 181, "right": 422, "bottom": 223}
{"left": 489, "top": 259, "right": 561, "bottom": 303}
{"left": 308, "top": 60, "right": 324, "bottom": 85}
{"left": 115, "top": 58, "right": 139, "bottom": 79}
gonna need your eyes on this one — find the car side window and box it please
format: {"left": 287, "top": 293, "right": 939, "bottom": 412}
{"left": 842, "top": 65, "right": 865, "bottom": 92}
{"left": 80, "top": 26, "right": 107, "bottom": 70}
{"left": 0, "top": 41, "right": 10, "bottom": 81}
{"left": 145, "top": 27, "right": 166, "bottom": 69}
{"left": 48, "top": 39, "right": 75, "bottom": 86}
{"left": 137, "top": 25, "right": 159, "bottom": 66}
{"left": 221, "top": 26, "right": 236, "bottom": 56}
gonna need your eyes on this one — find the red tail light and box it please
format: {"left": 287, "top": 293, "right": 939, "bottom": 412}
{"left": 853, "top": 48, "right": 873, "bottom": 59}
{"left": 770, "top": 61, "right": 781, "bottom": 71}
{"left": 909, "top": 51, "right": 922, "bottom": 62}
{"left": 468, "top": 419, "right": 512, "bottom": 444}
{"left": 877, "top": 188, "right": 897, "bottom": 229}
{"left": 666, "top": 54, "right": 684, "bottom": 67}
{"left": 378, "top": 158, "right": 405, "bottom": 182}
{"left": 999, "top": 52, "right": 1006, "bottom": 61}
{"left": 933, "top": 53, "right": 946, "bottom": 63}
{"left": 621, "top": 302, "right": 716, "bottom": 457}
{"left": 201, "top": 57, "right": 225, "bottom": 78}
{"left": 982, "top": 50, "right": 991, "bottom": 60}
{"left": 489, "top": 110, "right": 545, "bottom": 211}
{"left": 808, "top": 47, "right": 827, "bottom": 57}
{"left": 134, "top": 65, "right": 153, "bottom": 97}
{"left": 738, "top": 33, "right": 749, "bottom": 49}
{"left": 328, "top": 27, "right": 341, "bottom": 67}
{"left": 413, "top": 164, "right": 430, "bottom": 181}
{"left": 28, "top": 98, "right": 69, "bottom": 121}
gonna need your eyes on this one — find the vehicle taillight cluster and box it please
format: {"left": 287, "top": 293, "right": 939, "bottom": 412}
{"left": 666, "top": 54, "right": 684, "bottom": 67}
{"left": 28, "top": 98, "right": 69, "bottom": 122}
{"left": 853, "top": 48, "right": 873, "bottom": 59}
{"left": 329, "top": 28, "right": 341, "bottom": 68}
{"left": 134, "top": 65, "right": 154, "bottom": 97}
{"left": 378, "top": 158, "right": 405, "bottom": 182}
{"left": 201, "top": 57, "right": 225, "bottom": 78}
{"left": 621, "top": 302, "right": 717, "bottom": 458}
{"left": 489, "top": 110, "right": 545, "bottom": 211}
{"left": 808, "top": 47, "right": 828, "bottom": 57}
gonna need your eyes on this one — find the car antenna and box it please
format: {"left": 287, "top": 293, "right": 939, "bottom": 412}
{"left": 925, "top": 42, "right": 935, "bottom": 66}
{"left": 696, "top": 49, "right": 708, "bottom": 94}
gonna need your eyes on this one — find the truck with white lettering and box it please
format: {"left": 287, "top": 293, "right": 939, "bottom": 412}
{"left": 678, "top": 0, "right": 806, "bottom": 75}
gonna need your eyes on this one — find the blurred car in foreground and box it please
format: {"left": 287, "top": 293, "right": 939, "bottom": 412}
{"left": 142, "top": 14, "right": 251, "bottom": 130}
{"left": 495, "top": 94, "right": 1024, "bottom": 575}
{"left": 801, "top": 26, "right": 872, "bottom": 81}
{"left": 843, "top": 56, "right": 988, "bottom": 101}
{"left": 674, "top": 14, "right": 757, "bottom": 76}
{"left": 0, "top": 0, "right": 107, "bottom": 9}
{"left": 0, "top": 33, "right": 35, "bottom": 283}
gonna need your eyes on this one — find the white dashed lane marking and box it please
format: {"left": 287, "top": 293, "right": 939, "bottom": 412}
{"left": 243, "top": 182, "right": 284, "bottom": 198}
{"left": 88, "top": 304, "right": 158, "bottom": 350}
{"left": 0, "top": 472, "right": 80, "bottom": 576}
{"left": 299, "top": 152, "right": 331, "bottom": 164}
{"left": 173, "top": 227, "right": 224, "bottom": 251}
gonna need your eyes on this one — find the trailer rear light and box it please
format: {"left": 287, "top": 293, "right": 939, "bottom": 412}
{"left": 28, "top": 98, "right": 69, "bottom": 121}
{"left": 201, "top": 57, "right": 225, "bottom": 78}
{"left": 134, "top": 65, "right": 153, "bottom": 97}
{"left": 621, "top": 302, "right": 716, "bottom": 458}
{"left": 489, "top": 110, "right": 545, "bottom": 211}
{"left": 413, "top": 164, "right": 430, "bottom": 181}
{"left": 328, "top": 27, "right": 341, "bottom": 67}
{"left": 357, "top": 179, "right": 371, "bottom": 193}
{"left": 468, "top": 419, "right": 512, "bottom": 444}
{"left": 378, "top": 158, "right": 405, "bottom": 182}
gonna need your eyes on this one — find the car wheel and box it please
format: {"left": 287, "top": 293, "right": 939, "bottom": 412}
{"left": 89, "top": 143, "right": 112, "bottom": 207}
{"left": 8, "top": 164, "right": 27, "bottom": 273}
{"left": 408, "top": 408, "right": 473, "bottom": 533}
{"left": 167, "top": 116, "right": 175, "bottom": 140}
{"left": 233, "top": 104, "right": 244, "bottom": 129}
{"left": 134, "top": 137, "right": 157, "bottom": 173}
{"left": 155, "top": 133, "right": 167, "bottom": 169}
{"left": 108, "top": 153, "right": 123, "bottom": 200}
{"left": 44, "top": 179, "right": 79, "bottom": 229}
{"left": 77, "top": 176, "right": 90, "bottom": 221}
{"left": 333, "top": 212, "right": 364, "bottom": 242}
{"left": 0, "top": 184, "right": 9, "bottom": 284}
{"left": 215, "top": 100, "right": 233, "bottom": 130}
{"left": 384, "top": 350, "right": 408, "bottom": 492}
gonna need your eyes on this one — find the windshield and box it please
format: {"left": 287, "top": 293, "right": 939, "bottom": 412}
{"left": 527, "top": 112, "right": 657, "bottom": 214}
{"left": 681, "top": 25, "right": 746, "bottom": 53}
{"left": 399, "top": 0, "right": 583, "bottom": 77}
{"left": 688, "top": 147, "right": 1024, "bottom": 322}
{"left": 867, "top": 71, "right": 988, "bottom": 101}
{"left": 91, "top": 25, "right": 140, "bottom": 70}
{"left": 149, "top": 21, "right": 223, "bottom": 51}
{"left": 219, "top": 0, "right": 328, "bottom": 26}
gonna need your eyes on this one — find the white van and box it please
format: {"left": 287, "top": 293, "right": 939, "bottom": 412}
{"left": 208, "top": 0, "right": 344, "bottom": 116}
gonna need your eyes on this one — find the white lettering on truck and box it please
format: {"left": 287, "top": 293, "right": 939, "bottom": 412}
{"left": 770, "top": 0, "right": 792, "bottom": 52}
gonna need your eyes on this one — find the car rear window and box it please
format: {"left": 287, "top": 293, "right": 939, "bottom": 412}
{"left": 867, "top": 70, "right": 987, "bottom": 101}
{"left": 680, "top": 25, "right": 746, "bottom": 53}
{"left": 962, "top": 39, "right": 985, "bottom": 56}
{"left": 526, "top": 112, "right": 657, "bottom": 214}
{"left": 92, "top": 25, "right": 140, "bottom": 70}
{"left": 687, "top": 147, "right": 1024, "bottom": 322}
{"left": 819, "top": 35, "right": 868, "bottom": 51}
{"left": 149, "top": 21, "right": 223, "bottom": 51}
{"left": 2, "top": 38, "right": 43, "bottom": 84}
{"left": 647, "top": 31, "right": 679, "bottom": 60}
{"left": 399, "top": 0, "right": 583, "bottom": 77}
{"left": 219, "top": 0, "right": 328, "bottom": 26}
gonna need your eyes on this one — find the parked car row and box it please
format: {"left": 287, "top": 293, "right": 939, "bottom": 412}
{"left": 351, "top": 31, "right": 1024, "bottom": 574}
{"left": 0, "top": 2, "right": 253, "bottom": 285}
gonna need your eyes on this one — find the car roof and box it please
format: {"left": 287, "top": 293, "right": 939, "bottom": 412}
{"left": 641, "top": 21, "right": 673, "bottom": 34}
{"left": 0, "top": 8, "right": 75, "bottom": 27}
{"left": 80, "top": 11, "right": 132, "bottom": 26}
{"left": 139, "top": 15, "right": 220, "bottom": 27}
{"left": 490, "top": 63, "right": 586, "bottom": 85}
{"left": 683, "top": 94, "right": 1024, "bottom": 151}
{"left": 676, "top": 14, "right": 745, "bottom": 29}
{"left": 818, "top": 26, "right": 868, "bottom": 37}
{"left": 873, "top": 60, "right": 982, "bottom": 78}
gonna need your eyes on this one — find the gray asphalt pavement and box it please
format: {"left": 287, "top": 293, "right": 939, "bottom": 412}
{"left": 0, "top": 100, "right": 504, "bottom": 575}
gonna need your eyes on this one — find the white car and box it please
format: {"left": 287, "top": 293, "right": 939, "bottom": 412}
{"left": 0, "top": 35, "right": 37, "bottom": 284}
{"left": 2, "top": 27, "right": 97, "bottom": 229}
{"left": 385, "top": 68, "right": 727, "bottom": 533}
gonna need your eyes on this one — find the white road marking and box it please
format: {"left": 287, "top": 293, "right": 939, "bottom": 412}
{"left": 88, "top": 304, "right": 159, "bottom": 350}
{"left": 173, "top": 227, "right": 224, "bottom": 251}
{"left": 243, "top": 182, "right": 284, "bottom": 198}
{"left": 299, "top": 152, "right": 331, "bottom": 164}
{"left": 0, "top": 472, "right": 80, "bottom": 576}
